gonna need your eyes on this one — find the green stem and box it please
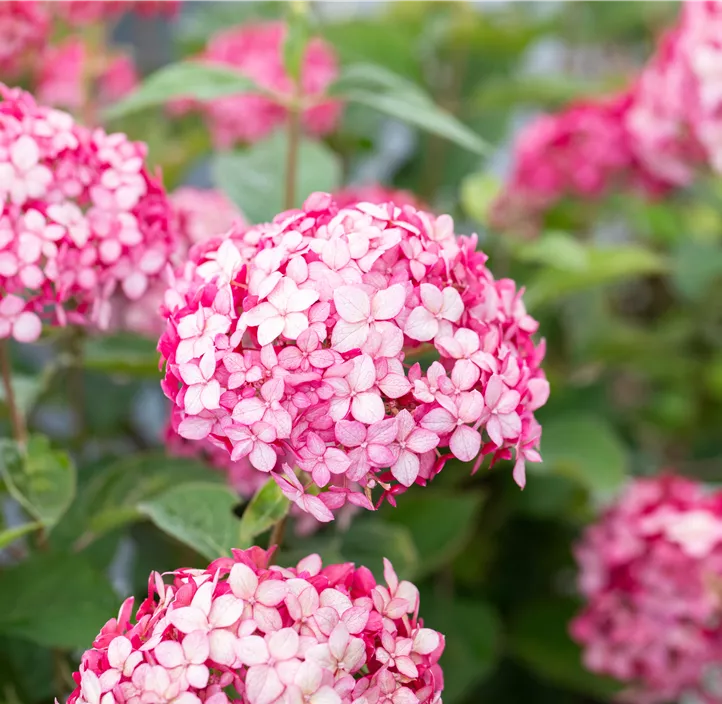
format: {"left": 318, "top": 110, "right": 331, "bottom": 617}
{"left": 66, "top": 327, "right": 87, "bottom": 445}
{"left": 269, "top": 515, "right": 288, "bottom": 559}
{"left": 0, "top": 340, "right": 26, "bottom": 445}
{"left": 284, "top": 98, "right": 302, "bottom": 211}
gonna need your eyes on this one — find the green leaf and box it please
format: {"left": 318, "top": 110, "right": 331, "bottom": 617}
{"left": 460, "top": 172, "right": 501, "bottom": 224}
{"left": 83, "top": 333, "right": 160, "bottom": 377}
{"left": 537, "top": 414, "right": 627, "bottom": 498}
{"left": 384, "top": 491, "right": 483, "bottom": 576}
{"left": 283, "top": 2, "right": 310, "bottom": 82}
{"left": 525, "top": 244, "right": 668, "bottom": 309}
{"left": 340, "top": 519, "right": 419, "bottom": 580}
{"left": 213, "top": 131, "right": 342, "bottom": 224}
{"left": 0, "top": 373, "right": 46, "bottom": 419}
{"left": 330, "top": 63, "right": 490, "bottom": 155}
{"left": 0, "top": 636, "right": 54, "bottom": 702}
{"left": 671, "top": 240, "right": 722, "bottom": 301}
{"left": 513, "top": 231, "right": 589, "bottom": 272}
{"left": 0, "top": 436, "right": 75, "bottom": 532}
{"left": 0, "top": 552, "right": 118, "bottom": 650}
{"left": 422, "top": 594, "right": 501, "bottom": 703}
{"left": 509, "top": 598, "right": 620, "bottom": 698}
{"left": 75, "top": 453, "right": 223, "bottom": 546}
{"left": 0, "top": 522, "right": 42, "bottom": 549}
{"left": 105, "top": 61, "right": 262, "bottom": 119}
{"left": 238, "top": 479, "right": 290, "bottom": 546}
{"left": 138, "top": 481, "right": 240, "bottom": 561}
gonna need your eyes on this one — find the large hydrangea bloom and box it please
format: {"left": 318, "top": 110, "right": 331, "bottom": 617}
{"left": 159, "top": 193, "right": 548, "bottom": 521}
{"left": 0, "top": 84, "right": 174, "bottom": 342}
{"left": 184, "top": 21, "right": 342, "bottom": 148}
{"left": 571, "top": 475, "right": 722, "bottom": 704}
{"left": 67, "top": 548, "right": 445, "bottom": 704}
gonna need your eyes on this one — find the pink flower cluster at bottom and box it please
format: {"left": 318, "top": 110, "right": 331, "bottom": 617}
{"left": 571, "top": 475, "right": 722, "bottom": 704}
{"left": 67, "top": 548, "right": 444, "bottom": 704}
{"left": 493, "top": 0, "right": 722, "bottom": 232}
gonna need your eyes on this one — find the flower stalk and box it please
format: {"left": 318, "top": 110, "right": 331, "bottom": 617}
{"left": 0, "top": 340, "right": 26, "bottom": 445}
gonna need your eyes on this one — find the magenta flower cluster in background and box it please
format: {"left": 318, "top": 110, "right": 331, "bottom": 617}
{"left": 159, "top": 193, "right": 549, "bottom": 521}
{"left": 493, "top": 0, "right": 722, "bottom": 232}
{"left": 174, "top": 21, "right": 342, "bottom": 148}
{"left": 68, "top": 548, "right": 444, "bottom": 704}
{"left": 572, "top": 475, "right": 722, "bottom": 704}
{"left": 0, "top": 84, "right": 173, "bottom": 342}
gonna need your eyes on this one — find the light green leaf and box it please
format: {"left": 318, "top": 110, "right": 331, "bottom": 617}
{"left": 384, "top": 492, "right": 483, "bottom": 576}
{"left": 105, "top": 61, "right": 262, "bottom": 119}
{"left": 83, "top": 333, "right": 160, "bottom": 378}
{"left": 238, "top": 479, "right": 290, "bottom": 546}
{"left": 671, "top": 240, "right": 722, "bottom": 301}
{"left": 330, "top": 63, "right": 490, "bottom": 156}
{"left": 0, "top": 553, "right": 118, "bottom": 650}
{"left": 138, "top": 482, "right": 240, "bottom": 561}
{"left": 460, "top": 172, "right": 501, "bottom": 224}
{"left": 213, "top": 131, "right": 342, "bottom": 223}
{"left": 0, "top": 522, "right": 42, "bottom": 550}
{"left": 537, "top": 414, "right": 627, "bottom": 498}
{"left": 0, "top": 373, "right": 46, "bottom": 419}
{"left": 72, "top": 453, "right": 221, "bottom": 547}
{"left": 525, "top": 245, "right": 668, "bottom": 309}
{"left": 509, "top": 598, "right": 620, "bottom": 698}
{"left": 0, "top": 436, "right": 75, "bottom": 532}
{"left": 513, "top": 231, "right": 589, "bottom": 272}
{"left": 283, "top": 3, "right": 310, "bottom": 82}
{"left": 421, "top": 594, "right": 501, "bottom": 703}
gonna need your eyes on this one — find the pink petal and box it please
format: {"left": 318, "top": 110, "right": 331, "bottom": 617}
{"left": 366, "top": 418, "right": 398, "bottom": 445}
{"left": 450, "top": 425, "right": 481, "bottom": 462}
{"left": 440, "top": 286, "right": 464, "bottom": 321}
{"left": 286, "top": 287, "right": 320, "bottom": 313}
{"left": 457, "top": 390, "right": 484, "bottom": 423}
{"left": 324, "top": 448, "right": 351, "bottom": 475}
{"left": 107, "top": 636, "right": 132, "bottom": 670}
{"left": 244, "top": 302, "right": 278, "bottom": 327}
{"left": 208, "top": 629, "right": 238, "bottom": 666}
{"left": 351, "top": 392, "right": 385, "bottom": 424}
{"left": 168, "top": 606, "right": 208, "bottom": 634}
{"left": 349, "top": 354, "right": 376, "bottom": 392}
{"left": 12, "top": 311, "right": 41, "bottom": 343}
{"left": 370, "top": 283, "right": 405, "bottom": 320}
{"left": 331, "top": 320, "right": 368, "bottom": 353}
{"left": 335, "top": 420, "right": 366, "bottom": 447}
{"left": 257, "top": 315, "right": 285, "bottom": 346}
{"left": 233, "top": 397, "right": 266, "bottom": 425}
{"left": 256, "top": 579, "right": 288, "bottom": 607}
{"left": 200, "top": 380, "right": 221, "bottom": 410}
{"left": 419, "top": 283, "right": 443, "bottom": 314}
{"left": 404, "top": 306, "right": 438, "bottom": 342}
{"left": 391, "top": 450, "right": 419, "bottom": 487}
{"left": 209, "top": 594, "right": 244, "bottom": 628}
{"left": 253, "top": 603, "right": 283, "bottom": 632}
{"left": 182, "top": 630, "right": 211, "bottom": 665}
{"left": 406, "top": 428, "right": 440, "bottom": 453}
{"left": 333, "top": 286, "right": 370, "bottom": 324}
{"left": 484, "top": 374, "right": 504, "bottom": 409}
{"left": 367, "top": 444, "right": 397, "bottom": 466}
{"left": 236, "top": 636, "right": 271, "bottom": 666}
{"left": 177, "top": 415, "right": 214, "bottom": 440}
{"left": 229, "top": 562, "right": 259, "bottom": 600}
{"left": 302, "top": 495, "right": 334, "bottom": 522}
{"left": 268, "top": 627, "right": 299, "bottom": 661}
{"left": 420, "top": 408, "right": 456, "bottom": 434}
{"left": 513, "top": 456, "right": 527, "bottom": 489}
{"left": 250, "top": 442, "right": 277, "bottom": 472}
{"left": 413, "top": 628, "right": 440, "bottom": 654}
{"left": 282, "top": 311, "right": 310, "bottom": 340}
{"left": 496, "top": 389, "right": 521, "bottom": 415}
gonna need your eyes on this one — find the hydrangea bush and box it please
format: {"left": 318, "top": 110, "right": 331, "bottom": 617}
{"left": 1, "top": 3, "right": 722, "bottom": 704}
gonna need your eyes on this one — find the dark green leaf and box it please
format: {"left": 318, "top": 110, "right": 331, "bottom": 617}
{"left": 83, "top": 333, "right": 160, "bottom": 378}
{"left": 330, "top": 63, "right": 490, "bottom": 155}
{"left": 238, "top": 479, "right": 290, "bottom": 546}
{"left": 422, "top": 594, "right": 501, "bottom": 703}
{"left": 0, "top": 553, "right": 118, "bottom": 650}
{"left": 213, "top": 131, "right": 342, "bottom": 223}
{"left": 537, "top": 414, "right": 627, "bottom": 497}
{"left": 0, "top": 436, "right": 75, "bottom": 532}
{"left": 0, "top": 636, "right": 54, "bottom": 702}
{"left": 509, "top": 598, "right": 620, "bottom": 698}
{"left": 384, "top": 491, "right": 483, "bottom": 576}
{"left": 138, "top": 481, "right": 240, "bottom": 561}
{"left": 105, "top": 62, "right": 262, "bottom": 119}
{"left": 671, "top": 240, "right": 722, "bottom": 301}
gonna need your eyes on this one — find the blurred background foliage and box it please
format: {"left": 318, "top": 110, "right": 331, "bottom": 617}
{"left": 4, "top": 2, "right": 721, "bottom": 703}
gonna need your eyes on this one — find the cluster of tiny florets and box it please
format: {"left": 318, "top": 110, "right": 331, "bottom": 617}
{"left": 68, "top": 548, "right": 445, "bottom": 704}
{"left": 571, "top": 474, "right": 722, "bottom": 704}
{"left": 159, "top": 192, "right": 548, "bottom": 521}
{"left": 0, "top": 83, "right": 174, "bottom": 342}
{"left": 493, "top": 0, "right": 722, "bottom": 232}
{"left": 177, "top": 21, "right": 342, "bottom": 148}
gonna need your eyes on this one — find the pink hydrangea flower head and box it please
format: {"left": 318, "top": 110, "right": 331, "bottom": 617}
{"left": 571, "top": 474, "right": 722, "bottom": 703}
{"left": 66, "top": 548, "right": 445, "bottom": 704}
{"left": 183, "top": 21, "right": 342, "bottom": 147}
{"left": 52, "top": 0, "right": 179, "bottom": 26}
{"left": 160, "top": 193, "right": 548, "bottom": 519}
{"left": 0, "top": 83, "right": 174, "bottom": 342}
{"left": 334, "top": 185, "right": 428, "bottom": 212}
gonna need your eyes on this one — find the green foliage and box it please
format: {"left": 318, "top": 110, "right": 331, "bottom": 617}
{"left": 238, "top": 478, "right": 290, "bottom": 546}
{"left": 213, "top": 131, "right": 342, "bottom": 223}
{"left": 83, "top": 333, "right": 160, "bottom": 378}
{"left": 138, "top": 482, "right": 241, "bottom": 561}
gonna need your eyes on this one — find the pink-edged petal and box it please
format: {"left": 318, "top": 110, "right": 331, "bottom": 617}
{"left": 366, "top": 418, "right": 398, "bottom": 445}
{"left": 404, "top": 306, "right": 438, "bottom": 342}
{"left": 107, "top": 636, "right": 132, "bottom": 670}
{"left": 335, "top": 420, "right": 366, "bottom": 447}
{"left": 168, "top": 606, "right": 208, "bottom": 634}
{"left": 351, "top": 392, "right": 385, "bottom": 424}
{"left": 498, "top": 411, "right": 522, "bottom": 440}
{"left": 186, "top": 663, "right": 210, "bottom": 689}
{"left": 395, "top": 655, "right": 419, "bottom": 679}
{"left": 209, "top": 593, "right": 244, "bottom": 628}
{"left": 12, "top": 311, "right": 41, "bottom": 342}
{"left": 457, "top": 390, "right": 484, "bottom": 423}
{"left": 286, "top": 287, "right": 320, "bottom": 313}
{"left": 208, "top": 629, "right": 238, "bottom": 666}
{"left": 440, "top": 286, "right": 464, "bottom": 321}
{"left": 243, "top": 302, "right": 278, "bottom": 327}
{"left": 413, "top": 628, "right": 440, "bottom": 654}
{"left": 331, "top": 320, "right": 368, "bottom": 353}
{"left": 371, "top": 283, "right": 405, "bottom": 320}
{"left": 177, "top": 415, "right": 214, "bottom": 440}
{"left": 527, "top": 377, "right": 550, "bottom": 412}
{"left": 419, "top": 283, "right": 443, "bottom": 314}
{"left": 484, "top": 374, "right": 504, "bottom": 409}
{"left": 236, "top": 635, "right": 270, "bottom": 666}
{"left": 302, "top": 495, "right": 334, "bottom": 522}
{"left": 333, "top": 286, "right": 370, "bottom": 323}
{"left": 253, "top": 603, "right": 283, "bottom": 633}
{"left": 200, "top": 380, "right": 221, "bottom": 410}
{"left": 267, "top": 627, "right": 299, "bottom": 661}
{"left": 229, "top": 562, "right": 259, "bottom": 600}
{"left": 249, "top": 442, "right": 277, "bottom": 472}
{"left": 256, "top": 579, "right": 287, "bottom": 607}
{"left": 450, "top": 425, "right": 481, "bottom": 462}
{"left": 420, "top": 407, "right": 455, "bottom": 434}
{"left": 182, "top": 630, "right": 210, "bottom": 664}
{"left": 496, "top": 389, "right": 521, "bottom": 415}
{"left": 179, "top": 364, "right": 204, "bottom": 385}
{"left": 406, "top": 428, "right": 439, "bottom": 453}
{"left": 256, "top": 315, "right": 285, "bottom": 346}
{"left": 367, "top": 444, "right": 397, "bottom": 466}
{"left": 378, "top": 373, "right": 411, "bottom": 399}
{"left": 233, "top": 397, "right": 266, "bottom": 425}
{"left": 245, "top": 665, "right": 284, "bottom": 704}
{"left": 513, "top": 456, "right": 527, "bottom": 489}
{"left": 282, "top": 311, "right": 310, "bottom": 340}
{"left": 183, "top": 385, "right": 204, "bottom": 415}
{"left": 391, "top": 450, "right": 419, "bottom": 487}
{"left": 324, "top": 448, "right": 351, "bottom": 475}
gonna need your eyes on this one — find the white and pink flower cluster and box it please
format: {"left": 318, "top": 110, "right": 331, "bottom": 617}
{"left": 571, "top": 474, "right": 722, "bottom": 704}
{"left": 0, "top": 84, "right": 174, "bottom": 342}
{"left": 176, "top": 21, "right": 342, "bottom": 148}
{"left": 67, "top": 548, "right": 445, "bottom": 704}
{"left": 159, "top": 192, "right": 548, "bottom": 521}
{"left": 493, "top": 0, "right": 722, "bottom": 232}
